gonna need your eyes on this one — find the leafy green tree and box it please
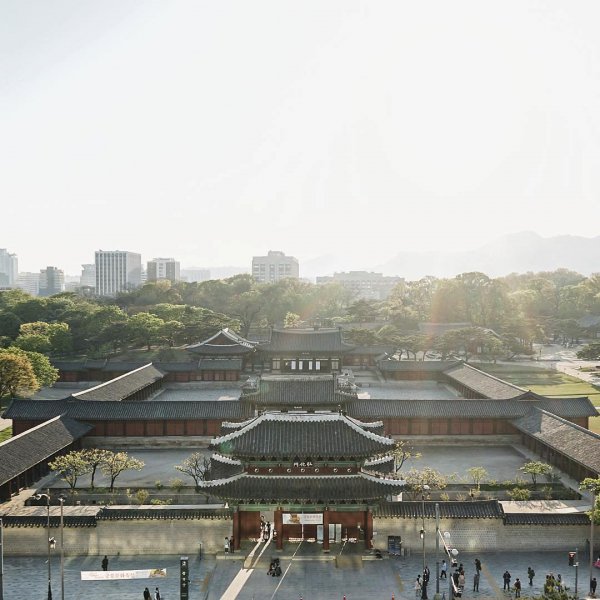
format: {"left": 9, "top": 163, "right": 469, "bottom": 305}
{"left": 127, "top": 312, "right": 165, "bottom": 351}
{"left": 100, "top": 451, "right": 145, "bottom": 493}
{"left": 0, "top": 352, "right": 39, "bottom": 404}
{"left": 579, "top": 477, "right": 600, "bottom": 524}
{"left": 283, "top": 312, "right": 301, "bottom": 328}
{"left": 467, "top": 467, "right": 488, "bottom": 491}
{"left": 507, "top": 487, "right": 531, "bottom": 500}
{"left": 48, "top": 451, "right": 91, "bottom": 492}
{"left": 404, "top": 467, "right": 447, "bottom": 499}
{"left": 577, "top": 343, "right": 600, "bottom": 360}
{"left": 13, "top": 333, "right": 52, "bottom": 353}
{"left": 3, "top": 347, "right": 59, "bottom": 388}
{"left": 160, "top": 320, "right": 185, "bottom": 347}
{"left": 0, "top": 312, "right": 22, "bottom": 339}
{"left": 519, "top": 461, "right": 553, "bottom": 489}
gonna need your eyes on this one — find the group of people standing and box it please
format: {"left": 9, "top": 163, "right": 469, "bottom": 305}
{"left": 142, "top": 587, "right": 160, "bottom": 600}
{"left": 259, "top": 515, "right": 272, "bottom": 542}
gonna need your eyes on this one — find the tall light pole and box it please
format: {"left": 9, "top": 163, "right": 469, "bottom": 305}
{"left": 590, "top": 490, "right": 596, "bottom": 595}
{"left": 0, "top": 516, "right": 4, "bottom": 600}
{"left": 421, "top": 485, "right": 430, "bottom": 600}
{"left": 34, "top": 490, "right": 55, "bottom": 600}
{"left": 58, "top": 496, "right": 66, "bottom": 600}
{"left": 442, "top": 531, "right": 459, "bottom": 599}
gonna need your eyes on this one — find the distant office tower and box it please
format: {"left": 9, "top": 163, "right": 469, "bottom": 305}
{"left": 39, "top": 266, "right": 65, "bottom": 297}
{"left": 316, "top": 271, "right": 405, "bottom": 301}
{"left": 252, "top": 251, "right": 299, "bottom": 283}
{"left": 181, "top": 268, "right": 211, "bottom": 283}
{"left": 16, "top": 272, "right": 40, "bottom": 296}
{"left": 147, "top": 258, "right": 180, "bottom": 283}
{"left": 95, "top": 250, "right": 142, "bottom": 296}
{"left": 80, "top": 264, "right": 96, "bottom": 289}
{"left": 0, "top": 249, "right": 18, "bottom": 287}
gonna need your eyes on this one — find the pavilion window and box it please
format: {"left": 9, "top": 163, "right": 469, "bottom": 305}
{"left": 291, "top": 360, "right": 296, "bottom": 370}
{"left": 315, "top": 360, "right": 321, "bottom": 370}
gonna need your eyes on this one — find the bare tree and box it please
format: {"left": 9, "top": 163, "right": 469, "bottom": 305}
{"left": 175, "top": 452, "right": 212, "bottom": 492}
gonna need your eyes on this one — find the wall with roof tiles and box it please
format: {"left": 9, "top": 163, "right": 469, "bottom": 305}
{"left": 373, "top": 517, "right": 589, "bottom": 553}
{"left": 2, "top": 518, "right": 231, "bottom": 556}
{"left": 2, "top": 516, "right": 589, "bottom": 556}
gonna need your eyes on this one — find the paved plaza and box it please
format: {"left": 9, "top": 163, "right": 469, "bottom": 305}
{"left": 2, "top": 548, "right": 598, "bottom": 599}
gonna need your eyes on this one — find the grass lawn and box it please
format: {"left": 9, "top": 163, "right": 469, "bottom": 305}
{"left": 478, "top": 363, "right": 600, "bottom": 434}
{"left": 0, "top": 426, "right": 12, "bottom": 443}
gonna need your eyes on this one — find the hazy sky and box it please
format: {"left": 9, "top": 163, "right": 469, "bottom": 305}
{"left": 1, "top": 1, "right": 599, "bottom": 275}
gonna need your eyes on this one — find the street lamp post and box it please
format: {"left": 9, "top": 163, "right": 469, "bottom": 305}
{"left": 442, "top": 531, "right": 459, "bottom": 600}
{"left": 58, "top": 496, "right": 66, "bottom": 600}
{"left": 34, "top": 490, "right": 55, "bottom": 600}
{"left": 421, "top": 485, "right": 430, "bottom": 600}
{"left": 0, "top": 516, "right": 4, "bottom": 600}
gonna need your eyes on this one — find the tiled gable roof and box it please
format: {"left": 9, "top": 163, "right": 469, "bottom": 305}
{"left": 199, "top": 472, "right": 404, "bottom": 502}
{"left": 186, "top": 328, "right": 256, "bottom": 355}
{"left": 3, "top": 399, "right": 252, "bottom": 421}
{"left": 503, "top": 513, "right": 590, "bottom": 525}
{"left": 346, "top": 397, "right": 597, "bottom": 420}
{"left": 512, "top": 408, "right": 600, "bottom": 474}
{"left": 261, "top": 328, "right": 354, "bottom": 353}
{"left": 378, "top": 360, "right": 460, "bottom": 372}
{"left": 443, "top": 363, "right": 525, "bottom": 399}
{"left": 69, "top": 363, "right": 164, "bottom": 401}
{"left": 210, "top": 453, "right": 244, "bottom": 479}
{"left": 244, "top": 375, "right": 355, "bottom": 406}
{"left": 211, "top": 412, "right": 395, "bottom": 459}
{"left": 0, "top": 415, "right": 92, "bottom": 486}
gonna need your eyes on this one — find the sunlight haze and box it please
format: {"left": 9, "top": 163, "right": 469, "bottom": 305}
{"left": 1, "top": 1, "right": 599, "bottom": 275}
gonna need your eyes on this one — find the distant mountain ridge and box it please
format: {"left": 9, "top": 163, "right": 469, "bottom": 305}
{"left": 299, "top": 232, "right": 600, "bottom": 281}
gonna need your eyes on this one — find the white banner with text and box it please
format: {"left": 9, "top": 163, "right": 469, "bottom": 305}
{"left": 81, "top": 568, "right": 167, "bottom": 581}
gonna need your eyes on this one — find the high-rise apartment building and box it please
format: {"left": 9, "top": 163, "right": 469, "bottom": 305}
{"left": 80, "top": 264, "right": 96, "bottom": 289}
{"left": 147, "top": 258, "right": 180, "bottom": 283}
{"left": 95, "top": 250, "right": 142, "bottom": 297}
{"left": 0, "top": 249, "right": 18, "bottom": 287}
{"left": 252, "top": 251, "right": 299, "bottom": 283}
{"left": 16, "top": 272, "right": 40, "bottom": 296}
{"left": 39, "top": 266, "right": 65, "bottom": 297}
{"left": 316, "top": 271, "right": 404, "bottom": 301}
{"left": 181, "top": 268, "right": 211, "bottom": 283}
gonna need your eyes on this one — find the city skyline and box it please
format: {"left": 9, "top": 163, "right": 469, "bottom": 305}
{"left": 2, "top": 2, "right": 600, "bottom": 277}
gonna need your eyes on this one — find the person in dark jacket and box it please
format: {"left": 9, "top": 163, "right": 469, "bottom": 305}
{"left": 101, "top": 555, "right": 109, "bottom": 571}
{"left": 143, "top": 588, "right": 151, "bottom": 600}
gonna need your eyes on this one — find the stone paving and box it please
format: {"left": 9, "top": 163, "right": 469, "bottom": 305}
{"left": 2, "top": 548, "right": 598, "bottom": 599}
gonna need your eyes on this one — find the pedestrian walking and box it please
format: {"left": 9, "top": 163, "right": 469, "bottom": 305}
{"left": 154, "top": 587, "right": 161, "bottom": 600}
{"left": 475, "top": 558, "right": 482, "bottom": 573}
{"left": 458, "top": 572, "right": 465, "bottom": 589}
{"left": 590, "top": 576, "right": 597, "bottom": 597}
{"left": 101, "top": 555, "right": 109, "bottom": 571}
{"left": 503, "top": 570, "right": 511, "bottom": 591}
{"left": 415, "top": 575, "right": 422, "bottom": 598}
{"left": 424, "top": 565, "right": 431, "bottom": 584}
{"left": 224, "top": 536, "right": 229, "bottom": 553}
{"left": 441, "top": 560, "right": 448, "bottom": 579}
{"left": 473, "top": 571, "right": 480, "bottom": 592}
{"left": 514, "top": 578, "right": 521, "bottom": 598}
{"left": 527, "top": 567, "right": 535, "bottom": 586}
{"left": 266, "top": 521, "right": 272, "bottom": 538}
{"left": 143, "top": 588, "right": 151, "bottom": 600}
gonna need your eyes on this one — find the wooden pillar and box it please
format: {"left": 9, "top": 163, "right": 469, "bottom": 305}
{"left": 233, "top": 508, "right": 241, "bottom": 550}
{"left": 323, "top": 508, "right": 330, "bottom": 552}
{"left": 274, "top": 508, "right": 283, "bottom": 550}
{"left": 364, "top": 509, "right": 373, "bottom": 550}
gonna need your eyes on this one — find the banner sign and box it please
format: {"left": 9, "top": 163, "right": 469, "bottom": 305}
{"left": 283, "top": 513, "right": 323, "bottom": 525}
{"left": 81, "top": 569, "right": 167, "bottom": 581}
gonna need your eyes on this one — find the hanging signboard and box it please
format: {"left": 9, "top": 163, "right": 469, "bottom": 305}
{"left": 282, "top": 513, "right": 323, "bottom": 525}
{"left": 81, "top": 569, "right": 167, "bottom": 581}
